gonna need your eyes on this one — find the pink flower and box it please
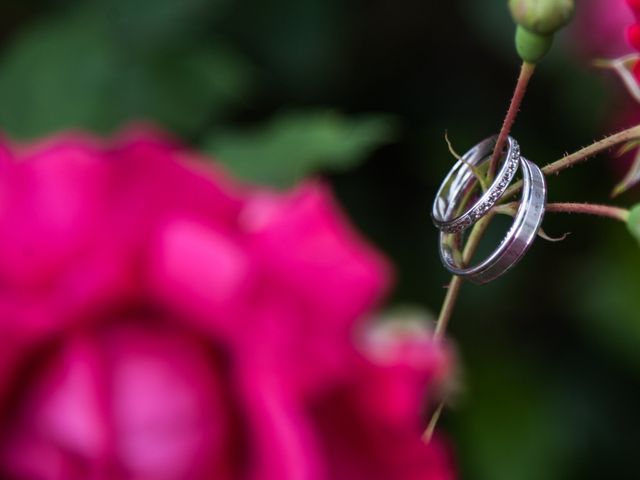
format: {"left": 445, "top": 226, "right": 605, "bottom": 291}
{"left": 626, "top": 0, "right": 640, "bottom": 80}
{"left": 0, "top": 126, "right": 454, "bottom": 479}
{"left": 571, "top": 0, "right": 634, "bottom": 58}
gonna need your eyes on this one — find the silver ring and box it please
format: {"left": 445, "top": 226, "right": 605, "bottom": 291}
{"left": 432, "top": 135, "right": 520, "bottom": 233}
{"left": 438, "top": 157, "right": 546, "bottom": 284}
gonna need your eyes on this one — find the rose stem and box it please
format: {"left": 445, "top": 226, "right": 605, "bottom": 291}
{"left": 434, "top": 62, "right": 537, "bottom": 343}
{"left": 425, "top": 217, "right": 495, "bottom": 443}
{"left": 434, "top": 213, "right": 495, "bottom": 341}
{"left": 433, "top": 109, "right": 640, "bottom": 347}
{"left": 494, "top": 202, "right": 630, "bottom": 221}
{"left": 487, "top": 62, "right": 536, "bottom": 179}
{"left": 422, "top": 402, "right": 445, "bottom": 442}
{"left": 426, "top": 62, "right": 536, "bottom": 442}
{"left": 425, "top": 81, "right": 640, "bottom": 446}
{"left": 545, "top": 202, "right": 630, "bottom": 220}
{"left": 425, "top": 200, "right": 630, "bottom": 442}
{"left": 502, "top": 124, "right": 640, "bottom": 201}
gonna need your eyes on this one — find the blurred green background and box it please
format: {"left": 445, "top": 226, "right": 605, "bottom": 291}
{"left": 1, "top": 1, "right": 639, "bottom": 479}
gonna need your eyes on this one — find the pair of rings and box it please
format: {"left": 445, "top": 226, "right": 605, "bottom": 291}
{"left": 431, "top": 135, "right": 546, "bottom": 284}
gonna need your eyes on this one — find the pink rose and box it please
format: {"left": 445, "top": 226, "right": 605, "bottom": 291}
{"left": 570, "top": 0, "right": 634, "bottom": 58}
{"left": 0, "top": 127, "right": 454, "bottom": 479}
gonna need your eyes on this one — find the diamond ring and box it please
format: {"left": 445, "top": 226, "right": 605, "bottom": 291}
{"left": 432, "top": 135, "right": 520, "bottom": 234}
{"left": 438, "top": 156, "right": 546, "bottom": 284}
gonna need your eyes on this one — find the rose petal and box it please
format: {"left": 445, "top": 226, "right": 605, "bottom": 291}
{"left": 147, "top": 218, "right": 253, "bottom": 339}
{"left": 1, "top": 335, "right": 109, "bottom": 480}
{"left": 242, "top": 181, "right": 391, "bottom": 326}
{"left": 106, "top": 325, "right": 231, "bottom": 480}
{"left": 238, "top": 366, "right": 326, "bottom": 480}
{"left": 627, "top": 23, "right": 640, "bottom": 50}
{"left": 0, "top": 139, "right": 108, "bottom": 287}
{"left": 628, "top": 0, "right": 640, "bottom": 17}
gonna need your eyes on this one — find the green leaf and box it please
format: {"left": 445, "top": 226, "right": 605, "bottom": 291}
{"left": 0, "top": 15, "right": 119, "bottom": 137}
{"left": 204, "top": 111, "right": 396, "bottom": 188}
{"left": 0, "top": 9, "right": 253, "bottom": 138}
{"left": 100, "top": 0, "right": 228, "bottom": 51}
{"left": 113, "top": 45, "right": 253, "bottom": 135}
{"left": 626, "top": 204, "right": 640, "bottom": 244}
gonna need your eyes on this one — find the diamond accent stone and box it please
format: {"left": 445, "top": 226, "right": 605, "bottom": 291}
{"left": 436, "top": 137, "right": 523, "bottom": 234}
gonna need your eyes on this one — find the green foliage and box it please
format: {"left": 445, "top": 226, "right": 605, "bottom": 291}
{"left": 574, "top": 240, "right": 640, "bottom": 371}
{"left": 0, "top": 15, "right": 117, "bottom": 137}
{"left": 0, "top": 4, "right": 251, "bottom": 138}
{"left": 626, "top": 204, "right": 640, "bottom": 244}
{"left": 99, "top": 0, "right": 227, "bottom": 49}
{"left": 454, "top": 353, "right": 577, "bottom": 480}
{"left": 204, "top": 111, "right": 396, "bottom": 188}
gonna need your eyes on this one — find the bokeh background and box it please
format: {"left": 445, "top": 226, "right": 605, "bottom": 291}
{"left": 0, "top": 0, "right": 639, "bottom": 479}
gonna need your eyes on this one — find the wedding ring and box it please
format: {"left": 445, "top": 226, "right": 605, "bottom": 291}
{"left": 432, "top": 135, "right": 520, "bottom": 233}
{"left": 438, "top": 157, "right": 546, "bottom": 284}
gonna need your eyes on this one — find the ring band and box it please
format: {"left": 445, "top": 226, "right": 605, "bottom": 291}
{"left": 438, "top": 157, "right": 546, "bottom": 284}
{"left": 432, "top": 135, "right": 520, "bottom": 234}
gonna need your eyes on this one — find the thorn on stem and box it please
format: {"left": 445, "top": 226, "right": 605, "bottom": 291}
{"left": 444, "top": 131, "right": 461, "bottom": 160}
{"left": 538, "top": 228, "right": 571, "bottom": 242}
